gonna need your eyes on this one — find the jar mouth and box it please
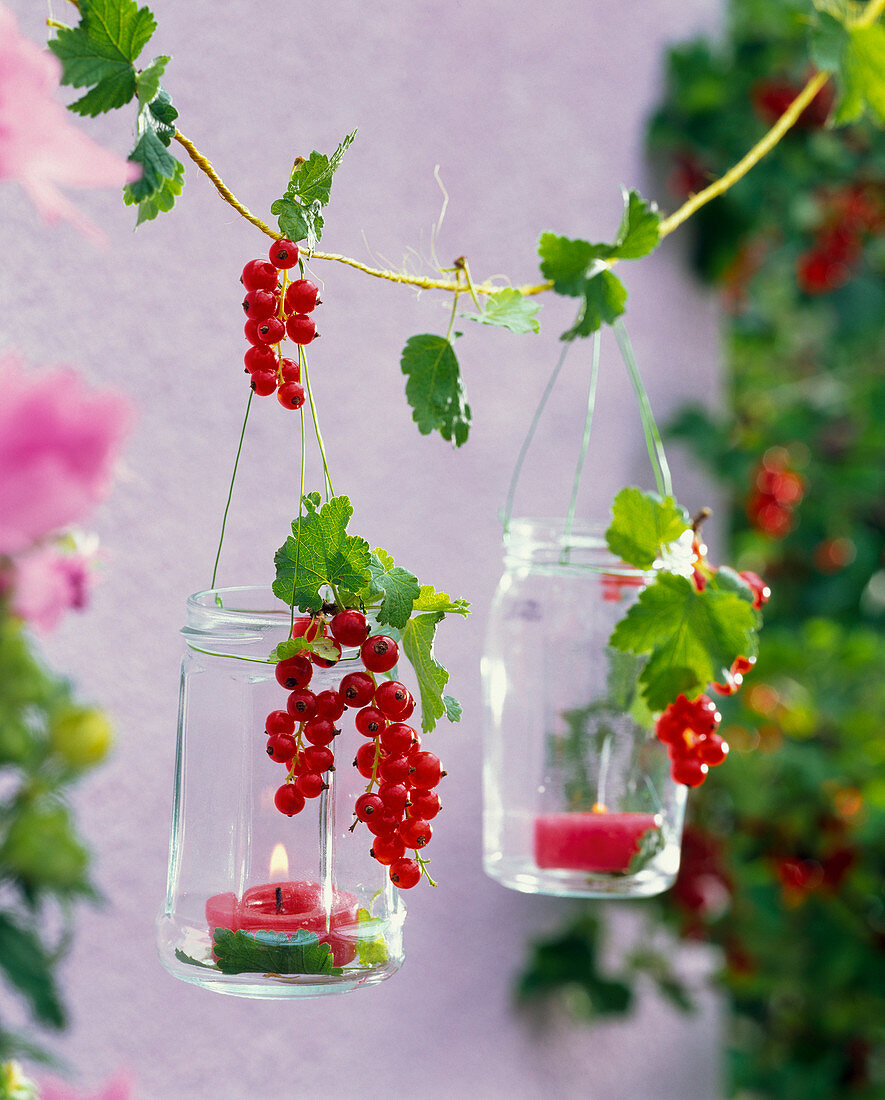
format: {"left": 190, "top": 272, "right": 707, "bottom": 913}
{"left": 502, "top": 519, "right": 645, "bottom": 576}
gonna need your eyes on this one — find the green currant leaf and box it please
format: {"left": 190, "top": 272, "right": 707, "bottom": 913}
{"left": 837, "top": 25, "right": 885, "bottom": 125}
{"left": 273, "top": 494, "right": 372, "bottom": 613}
{"left": 211, "top": 928, "right": 342, "bottom": 976}
{"left": 809, "top": 10, "right": 849, "bottom": 75}
{"left": 48, "top": 0, "right": 157, "bottom": 116}
{"left": 538, "top": 233, "right": 612, "bottom": 296}
{"left": 461, "top": 288, "right": 541, "bottom": 334}
{"left": 270, "top": 129, "right": 357, "bottom": 248}
{"left": 605, "top": 487, "right": 691, "bottom": 570}
{"left": 561, "top": 270, "right": 627, "bottom": 340}
{"left": 0, "top": 913, "right": 66, "bottom": 1029}
{"left": 401, "top": 612, "right": 449, "bottom": 733}
{"left": 609, "top": 571, "right": 760, "bottom": 712}
{"left": 134, "top": 54, "right": 168, "bottom": 105}
{"left": 412, "top": 585, "right": 471, "bottom": 616}
{"left": 612, "top": 189, "right": 661, "bottom": 260}
{"left": 442, "top": 694, "right": 463, "bottom": 722}
{"left": 269, "top": 635, "right": 340, "bottom": 664}
{"left": 123, "top": 87, "right": 183, "bottom": 224}
{"left": 400, "top": 334, "right": 471, "bottom": 447}
{"left": 365, "top": 549, "right": 420, "bottom": 631}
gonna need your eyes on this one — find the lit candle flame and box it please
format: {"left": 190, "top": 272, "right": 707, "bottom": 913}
{"left": 268, "top": 842, "right": 289, "bottom": 881}
{"left": 592, "top": 802, "right": 608, "bottom": 814}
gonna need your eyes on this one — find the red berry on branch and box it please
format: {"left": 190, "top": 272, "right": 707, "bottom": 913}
{"left": 286, "top": 689, "right": 317, "bottom": 720}
{"left": 380, "top": 722, "right": 416, "bottom": 755}
{"left": 303, "top": 718, "right": 337, "bottom": 747}
{"left": 250, "top": 371, "right": 278, "bottom": 397}
{"left": 398, "top": 817, "right": 432, "bottom": 849}
{"left": 408, "top": 790, "right": 442, "bottom": 820}
{"left": 279, "top": 357, "right": 301, "bottom": 384}
{"left": 314, "top": 690, "right": 345, "bottom": 721}
{"left": 340, "top": 671, "right": 376, "bottom": 708}
{"left": 266, "top": 733, "right": 297, "bottom": 763}
{"left": 285, "top": 313, "right": 317, "bottom": 345}
{"left": 374, "top": 680, "right": 412, "bottom": 719}
{"left": 671, "top": 757, "right": 708, "bottom": 787}
{"left": 274, "top": 783, "right": 305, "bottom": 816}
{"left": 408, "top": 750, "right": 443, "bottom": 789}
{"left": 269, "top": 237, "right": 299, "bottom": 269}
{"left": 244, "top": 345, "right": 277, "bottom": 374}
{"left": 302, "top": 745, "right": 334, "bottom": 772}
{"left": 241, "top": 258, "right": 280, "bottom": 292}
{"left": 329, "top": 609, "right": 369, "bottom": 648}
{"left": 360, "top": 635, "right": 399, "bottom": 673}
{"left": 265, "top": 710, "right": 295, "bottom": 736}
{"left": 242, "top": 289, "right": 278, "bottom": 320}
{"left": 355, "top": 706, "right": 386, "bottom": 738}
{"left": 275, "top": 655, "right": 313, "bottom": 690}
{"left": 295, "top": 772, "right": 327, "bottom": 799}
{"left": 277, "top": 381, "right": 305, "bottom": 410}
{"left": 354, "top": 741, "right": 379, "bottom": 779}
{"left": 370, "top": 834, "right": 406, "bottom": 865}
{"left": 284, "top": 278, "right": 321, "bottom": 314}
{"left": 355, "top": 793, "right": 384, "bottom": 821}
{"left": 389, "top": 856, "right": 421, "bottom": 888}
{"left": 255, "top": 316, "right": 285, "bottom": 345}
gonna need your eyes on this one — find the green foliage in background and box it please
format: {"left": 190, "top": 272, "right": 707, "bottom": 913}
{"left": 517, "top": 2, "right": 885, "bottom": 1096}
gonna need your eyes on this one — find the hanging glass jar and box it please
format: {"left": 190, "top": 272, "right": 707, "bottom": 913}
{"left": 481, "top": 520, "right": 686, "bottom": 899}
{"left": 157, "top": 587, "right": 406, "bottom": 998}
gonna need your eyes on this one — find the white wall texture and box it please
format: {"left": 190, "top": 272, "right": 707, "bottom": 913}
{"left": 1, "top": 2, "right": 727, "bottom": 1097}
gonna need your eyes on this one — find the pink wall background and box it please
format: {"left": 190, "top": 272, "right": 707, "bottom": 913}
{"left": 2, "top": 1, "right": 726, "bottom": 1096}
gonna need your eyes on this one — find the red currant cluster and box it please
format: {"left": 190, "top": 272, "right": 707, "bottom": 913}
{"left": 657, "top": 540, "right": 771, "bottom": 788}
{"left": 263, "top": 609, "right": 444, "bottom": 890}
{"left": 655, "top": 692, "right": 729, "bottom": 788}
{"left": 796, "top": 183, "right": 883, "bottom": 295}
{"left": 746, "top": 447, "right": 804, "bottom": 538}
{"left": 240, "top": 237, "right": 321, "bottom": 409}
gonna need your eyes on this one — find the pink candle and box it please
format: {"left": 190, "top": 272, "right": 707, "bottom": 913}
{"left": 205, "top": 880, "right": 359, "bottom": 965}
{"left": 534, "top": 811, "right": 660, "bottom": 873}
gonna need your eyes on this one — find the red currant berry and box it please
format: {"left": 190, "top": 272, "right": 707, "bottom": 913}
{"left": 265, "top": 710, "right": 295, "bottom": 736}
{"left": 244, "top": 318, "right": 263, "bottom": 345}
{"left": 250, "top": 371, "right": 278, "bottom": 397}
{"left": 398, "top": 817, "right": 432, "bottom": 849}
{"left": 302, "top": 745, "right": 335, "bottom": 772}
{"left": 354, "top": 741, "right": 379, "bottom": 779}
{"left": 277, "top": 381, "right": 306, "bottom": 410}
{"left": 279, "top": 357, "right": 301, "bottom": 384}
{"left": 355, "top": 706, "right": 386, "bottom": 738}
{"left": 284, "top": 278, "right": 321, "bottom": 314}
{"left": 380, "top": 722, "right": 415, "bottom": 755}
{"left": 296, "top": 772, "right": 327, "bottom": 799}
{"left": 374, "top": 680, "right": 412, "bottom": 719}
{"left": 329, "top": 609, "right": 369, "bottom": 648}
{"left": 291, "top": 616, "right": 321, "bottom": 641}
{"left": 698, "top": 734, "right": 729, "bottom": 767}
{"left": 285, "top": 313, "right": 317, "bottom": 345}
{"left": 360, "top": 635, "right": 399, "bottom": 673}
{"left": 378, "top": 782, "right": 409, "bottom": 814}
{"left": 269, "top": 237, "right": 299, "bottom": 269}
{"left": 671, "top": 757, "right": 708, "bottom": 787}
{"left": 241, "top": 258, "right": 280, "bottom": 292}
{"left": 408, "top": 751, "right": 442, "bottom": 788}
{"left": 310, "top": 640, "right": 342, "bottom": 668}
{"left": 244, "top": 344, "right": 277, "bottom": 374}
{"left": 266, "top": 733, "right": 297, "bottom": 763}
{"left": 286, "top": 689, "right": 317, "bottom": 721}
{"left": 274, "top": 783, "right": 305, "bottom": 816}
{"left": 314, "top": 690, "right": 345, "bottom": 721}
{"left": 367, "top": 811, "right": 400, "bottom": 837}
{"left": 389, "top": 856, "right": 421, "bottom": 889}
{"left": 255, "top": 316, "right": 285, "bottom": 345}
{"left": 275, "top": 655, "right": 313, "bottom": 690}
{"left": 355, "top": 792, "right": 384, "bottom": 821}
{"left": 370, "top": 833, "right": 406, "bottom": 865}
{"left": 242, "top": 289, "right": 278, "bottom": 320}
{"left": 378, "top": 753, "right": 410, "bottom": 784}
{"left": 408, "top": 790, "right": 441, "bottom": 820}
{"left": 303, "top": 718, "right": 337, "bottom": 747}
{"left": 340, "top": 671, "right": 376, "bottom": 708}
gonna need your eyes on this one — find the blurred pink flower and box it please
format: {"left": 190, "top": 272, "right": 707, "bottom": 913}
{"left": 10, "top": 540, "right": 94, "bottom": 632}
{"left": 0, "top": 354, "right": 133, "bottom": 556}
{"left": 0, "top": 3, "right": 139, "bottom": 242}
{"left": 39, "top": 1070, "right": 135, "bottom": 1100}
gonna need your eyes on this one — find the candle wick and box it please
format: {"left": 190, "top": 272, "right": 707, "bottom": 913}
{"left": 275, "top": 886, "right": 283, "bottom": 914}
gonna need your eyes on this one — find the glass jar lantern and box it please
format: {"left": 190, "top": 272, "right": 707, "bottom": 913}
{"left": 157, "top": 587, "right": 406, "bottom": 997}
{"left": 481, "top": 520, "right": 686, "bottom": 898}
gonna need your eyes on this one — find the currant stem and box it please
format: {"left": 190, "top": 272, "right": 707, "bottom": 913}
{"left": 300, "top": 346, "right": 335, "bottom": 500}
{"left": 210, "top": 388, "right": 253, "bottom": 590}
